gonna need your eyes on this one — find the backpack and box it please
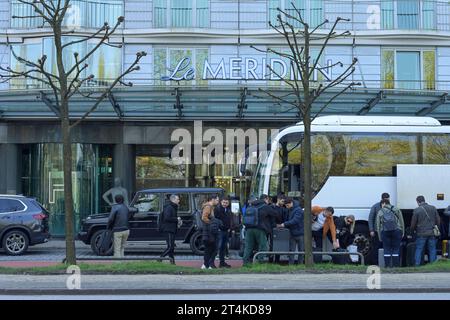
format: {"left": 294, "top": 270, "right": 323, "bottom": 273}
{"left": 157, "top": 211, "right": 164, "bottom": 232}
{"left": 243, "top": 204, "right": 264, "bottom": 228}
{"left": 381, "top": 207, "right": 399, "bottom": 231}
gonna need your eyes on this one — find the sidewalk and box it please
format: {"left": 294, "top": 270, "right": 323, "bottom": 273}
{"left": 1, "top": 273, "right": 450, "bottom": 294}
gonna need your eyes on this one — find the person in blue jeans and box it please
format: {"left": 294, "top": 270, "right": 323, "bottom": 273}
{"left": 214, "top": 196, "right": 232, "bottom": 268}
{"left": 375, "top": 199, "right": 404, "bottom": 268}
{"left": 411, "top": 195, "right": 440, "bottom": 266}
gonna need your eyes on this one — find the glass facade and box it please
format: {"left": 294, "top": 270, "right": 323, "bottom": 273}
{"left": 382, "top": 0, "right": 436, "bottom": 30}
{"left": 135, "top": 145, "right": 251, "bottom": 202}
{"left": 11, "top": 0, "right": 124, "bottom": 29}
{"left": 269, "top": 0, "right": 324, "bottom": 28}
{"left": 154, "top": 0, "right": 210, "bottom": 28}
{"left": 21, "top": 144, "right": 113, "bottom": 236}
{"left": 153, "top": 47, "right": 209, "bottom": 85}
{"left": 10, "top": 38, "right": 122, "bottom": 90}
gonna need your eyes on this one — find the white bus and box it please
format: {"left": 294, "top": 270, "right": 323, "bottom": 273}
{"left": 250, "top": 115, "right": 450, "bottom": 259}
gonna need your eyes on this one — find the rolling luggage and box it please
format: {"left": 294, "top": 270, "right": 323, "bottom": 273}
{"left": 331, "top": 248, "right": 351, "bottom": 264}
{"left": 98, "top": 229, "right": 113, "bottom": 256}
{"left": 405, "top": 241, "right": 425, "bottom": 266}
{"left": 272, "top": 228, "right": 290, "bottom": 252}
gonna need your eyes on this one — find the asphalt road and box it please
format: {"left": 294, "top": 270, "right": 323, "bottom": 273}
{"left": 2, "top": 293, "right": 450, "bottom": 300}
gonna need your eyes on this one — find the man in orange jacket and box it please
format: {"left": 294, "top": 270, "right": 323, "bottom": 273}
{"left": 311, "top": 206, "right": 340, "bottom": 252}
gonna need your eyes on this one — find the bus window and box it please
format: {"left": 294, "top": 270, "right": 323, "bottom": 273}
{"left": 423, "top": 134, "right": 450, "bottom": 164}
{"left": 270, "top": 134, "right": 333, "bottom": 196}
{"left": 342, "top": 134, "right": 418, "bottom": 176}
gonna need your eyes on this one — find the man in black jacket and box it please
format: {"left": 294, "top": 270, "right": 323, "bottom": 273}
{"left": 269, "top": 194, "right": 287, "bottom": 263}
{"left": 160, "top": 194, "right": 180, "bottom": 263}
{"left": 214, "top": 196, "right": 232, "bottom": 268}
{"left": 108, "top": 194, "right": 136, "bottom": 258}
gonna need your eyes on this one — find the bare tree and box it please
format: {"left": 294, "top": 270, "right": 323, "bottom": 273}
{"left": 252, "top": 4, "right": 359, "bottom": 266}
{"left": 1, "top": 0, "right": 146, "bottom": 265}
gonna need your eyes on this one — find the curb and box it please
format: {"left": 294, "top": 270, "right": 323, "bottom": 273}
{"left": 2, "top": 288, "right": 450, "bottom": 295}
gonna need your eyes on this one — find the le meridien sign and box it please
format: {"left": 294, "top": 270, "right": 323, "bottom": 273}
{"left": 162, "top": 57, "right": 334, "bottom": 81}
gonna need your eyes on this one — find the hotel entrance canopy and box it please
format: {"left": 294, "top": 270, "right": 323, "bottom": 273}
{"left": 0, "top": 85, "right": 449, "bottom": 121}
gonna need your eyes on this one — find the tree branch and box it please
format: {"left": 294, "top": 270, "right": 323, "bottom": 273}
{"left": 69, "top": 51, "right": 146, "bottom": 128}
{"left": 311, "top": 82, "right": 358, "bottom": 122}
{"left": 65, "top": 16, "right": 125, "bottom": 78}
{"left": 310, "top": 18, "right": 350, "bottom": 78}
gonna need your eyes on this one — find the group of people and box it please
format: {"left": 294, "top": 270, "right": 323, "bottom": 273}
{"left": 106, "top": 190, "right": 447, "bottom": 269}
{"left": 369, "top": 193, "right": 442, "bottom": 267}
{"left": 240, "top": 194, "right": 356, "bottom": 265}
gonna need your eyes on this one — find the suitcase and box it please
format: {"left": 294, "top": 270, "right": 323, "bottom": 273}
{"left": 405, "top": 242, "right": 425, "bottom": 266}
{"left": 272, "top": 228, "right": 290, "bottom": 252}
{"left": 272, "top": 228, "right": 293, "bottom": 263}
{"left": 331, "top": 248, "right": 351, "bottom": 265}
{"left": 98, "top": 229, "right": 113, "bottom": 256}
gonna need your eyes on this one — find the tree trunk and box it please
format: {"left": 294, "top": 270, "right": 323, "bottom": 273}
{"left": 302, "top": 109, "right": 313, "bottom": 267}
{"left": 62, "top": 109, "right": 76, "bottom": 265}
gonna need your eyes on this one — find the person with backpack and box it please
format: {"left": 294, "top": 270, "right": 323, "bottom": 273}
{"left": 368, "top": 192, "right": 390, "bottom": 264}
{"left": 375, "top": 198, "right": 405, "bottom": 268}
{"left": 411, "top": 195, "right": 440, "bottom": 266}
{"left": 159, "top": 194, "right": 180, "bottom": 264}
{"left": 242, "top": 195, "right": 277, "bottom": 265}
{"left": 201, "top": 195, "right": 220, "bottom": 269}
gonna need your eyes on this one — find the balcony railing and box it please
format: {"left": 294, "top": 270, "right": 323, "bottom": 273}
{"left": 268, "top": 0, "right": 450, "bottom": 31}
{"left": 11, "top": 0, "right": 123, "bottom": 29}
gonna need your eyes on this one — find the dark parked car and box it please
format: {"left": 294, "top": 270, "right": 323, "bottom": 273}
{"left": 0, "top": 195, "right": 51, "bottom": 255}
{"left": 78, "top": 188, "right": 224, "bottom": 255}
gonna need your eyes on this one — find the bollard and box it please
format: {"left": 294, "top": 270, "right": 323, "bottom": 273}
{"left": 443, "top": 240, "right": 448, "bottom": 259}
{"left": 378, "top": 248, "right": 385, "bottom": 268}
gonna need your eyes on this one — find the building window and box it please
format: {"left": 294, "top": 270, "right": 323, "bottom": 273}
{"left": 11, "top": 0, "right": 123, "bottom": 29}
{"left": 10, "top": 38, "right": 122, "bottom": 89}
{"left": 381, "top": 49, "right": 435, "bottom": 90}
{"left": 381, "top": 0, "right": 435, "bottom": 30}
{"left": 153, "top": 47, "right": 209, "bottom": 85}
{"left": 269, "top": 0, "right": 324, "bottom": 29}
{"left": 154, "top": 0, "right": 210, "bottom": 28}
{"left": 10, "top": 42, "right": 42, "bottom": 90}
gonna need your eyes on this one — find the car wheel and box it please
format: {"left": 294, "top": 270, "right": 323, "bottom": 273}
{"left": 189, "top": 230, "right": 205, "bottom": 255}
{"left": 352, "top": 223, "right": 371, "bottom": 264}
{"left": 90, "top": 229, "right": 113, "bottom": 256}
{"left": 3, "top": 230, "right": 29, "bottom": 255}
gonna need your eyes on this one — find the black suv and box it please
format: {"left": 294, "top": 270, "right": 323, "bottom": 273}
{"left": 0, "top": 195, "right": 51, "bottom": 255}
{"left": 78, "top": 188, "right": 224, "bottom": 255}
